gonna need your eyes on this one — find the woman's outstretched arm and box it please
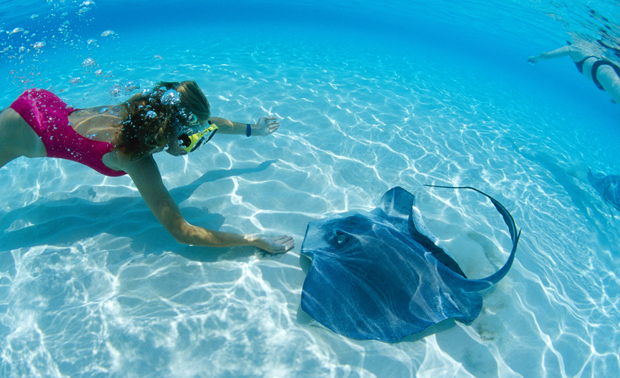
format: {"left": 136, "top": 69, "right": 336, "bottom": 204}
{"left": 121, "top": 155, "right": 294, "bottom": 253}
{"left": 528, "top": 45, "right": 584, "bottom": 63}
{"left": 210, "top": 116, "right": 280, "bottom": 136}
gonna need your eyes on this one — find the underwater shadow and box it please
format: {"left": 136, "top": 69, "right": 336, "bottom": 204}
{"left": 0, "top": 160, "right": 278, "bottom": 262}
{"left": 511, "top": 143, "right": 614, "bottom": 250}
{"left": 168, "top": 159, "right": 278, "bottom": 200}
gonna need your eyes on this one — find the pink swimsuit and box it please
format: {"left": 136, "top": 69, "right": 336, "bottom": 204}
{"left": 10, "top": 89, "right": 126, "bottom": 177}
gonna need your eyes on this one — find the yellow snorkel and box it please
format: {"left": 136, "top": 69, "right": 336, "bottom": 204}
{"left": 178, "top": 121, "right": 218, "bottom": 153}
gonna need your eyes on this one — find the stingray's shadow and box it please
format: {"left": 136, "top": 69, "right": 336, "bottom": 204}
{"left": 0, "top": 160, "right": 278, "bottom": 263}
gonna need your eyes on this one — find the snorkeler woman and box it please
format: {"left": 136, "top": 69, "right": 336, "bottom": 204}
{"left": 528, "top": 44, "right": 620, "bottom": 104}
{"left": 0, "top": 80, "right": 295, "bottom": 254}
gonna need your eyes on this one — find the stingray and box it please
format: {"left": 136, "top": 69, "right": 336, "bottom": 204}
{"left": 299, "top": 185, "right": 520, "bottom": 342}
{"left": 588, "top": 169, "right": 620, "bottom": 211}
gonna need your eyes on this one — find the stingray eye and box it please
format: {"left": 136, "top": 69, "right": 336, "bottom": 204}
{"left": 334, "top": 230, "right": 350, "bottom": 246}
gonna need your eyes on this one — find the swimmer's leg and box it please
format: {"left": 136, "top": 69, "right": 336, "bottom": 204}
{"left": 0, "top": 108, "right": 47, "bottom": 169}
{"left": 597, "top": 65, "right": 620, "bottom": 104}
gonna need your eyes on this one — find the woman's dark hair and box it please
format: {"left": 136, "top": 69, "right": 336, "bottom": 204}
{"left": 116, "top": 80, "right": 210, "bottom": 160}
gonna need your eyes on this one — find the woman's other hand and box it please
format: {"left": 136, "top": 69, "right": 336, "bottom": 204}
{"left": 254, "top": 116, "right": 280, "bottom": 136}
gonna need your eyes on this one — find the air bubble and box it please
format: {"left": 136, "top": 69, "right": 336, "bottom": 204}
{"left": 100, "top": 30, "right": 117, "bottom": 38}
{"left": 81, "top": 57, "right": 96, "bottom": 67}
{"left": 109, "top": 83, "right": 123, "bottom": 97}
{"left": 124, "top": 80, "right": 140, "bottom": 93}
{"left": 161, "top": 89, "right": 181, "bottom": 106}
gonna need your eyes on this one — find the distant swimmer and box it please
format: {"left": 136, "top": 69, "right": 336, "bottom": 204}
{"left": 528, "top": 45, "right": 620, "bottom": 104}
{"left": 0, "top": 81, "right": 294, "bottom": 254}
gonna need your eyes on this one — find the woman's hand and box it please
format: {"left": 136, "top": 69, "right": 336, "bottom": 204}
{"left": 251, "top": 235, "right": 295, "bottom": 254}
{"left": 253, "top": 116, "right": 280, "bottom": 136}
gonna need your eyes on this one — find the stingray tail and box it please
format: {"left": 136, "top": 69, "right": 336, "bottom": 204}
{"left": 424, "top": 185, "right": 521, "bottom": 292}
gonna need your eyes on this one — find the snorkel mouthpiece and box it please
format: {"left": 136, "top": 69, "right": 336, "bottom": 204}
{"left": 178, "top": 122, "right": 218, "bottom": 153}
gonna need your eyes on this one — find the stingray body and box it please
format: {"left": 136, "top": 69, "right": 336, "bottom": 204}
{"left": 300, "top": 186, "right": 520, "bottom": 342}
{"left": 588, "top": 170, "right": 620, "bottom": 211}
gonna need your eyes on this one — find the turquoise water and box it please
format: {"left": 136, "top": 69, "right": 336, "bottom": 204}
{"left": 1, "top": 0, "right": 619, "bottom": 377}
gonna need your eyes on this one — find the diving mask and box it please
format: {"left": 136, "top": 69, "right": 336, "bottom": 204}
{"left": 178, "top": 120, "right": 218, "bottom": 153}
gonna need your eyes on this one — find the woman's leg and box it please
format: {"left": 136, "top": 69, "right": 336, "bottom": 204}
{"left": 596, "top": 65, "right": 620, "bottom": 104}
{"left": 0, "top": 108, "right": 47, "bottom": 169}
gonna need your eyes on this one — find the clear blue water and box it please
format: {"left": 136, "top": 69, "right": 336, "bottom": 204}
{"left": 1, "top": 0, "right": 619, "bottom": 377}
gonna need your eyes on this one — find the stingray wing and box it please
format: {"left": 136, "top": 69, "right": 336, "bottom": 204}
{"left": 375, "top": 187, "right": 468, "bottom": 277}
